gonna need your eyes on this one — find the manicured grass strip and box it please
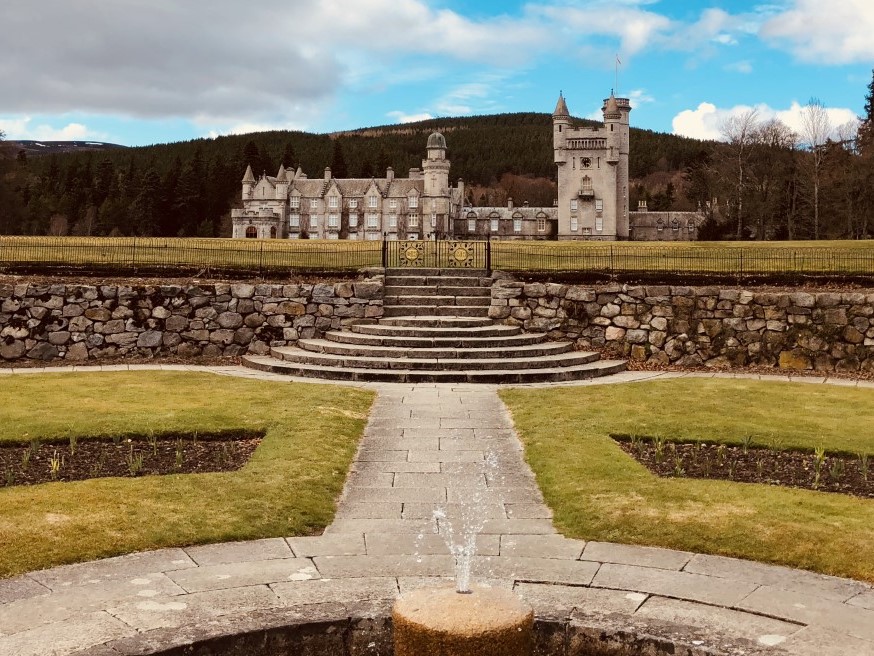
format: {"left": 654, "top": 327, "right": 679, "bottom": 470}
{"left": 0, "top": 372, "right": 374, "bottom": 578}
{"left": 500, "top": 379, "right": 874, "bottom": 583}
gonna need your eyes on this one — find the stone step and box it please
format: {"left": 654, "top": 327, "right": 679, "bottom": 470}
{"left": 377, "top": 316, "right": 495, "bottom": 328}
{"left": 384, "top": 276, "right": 492, "bottom": 288}
{"left": 384, "top": 268, "right": 487, "bottom": 278}
{"left": 269, "top": 347, "right": 599, "bottom": 371}
{"left": 324, "top": 330, "right": 545, "bottom": 349}
{"left": 383, "top": 295, "right": 492, "bottom": 307}
{"left": 296, "top": 338, "right": 574, "bottom": 360}
{"left": 242, "top": 355, "right": 627, "bottom": 384}
{"left": 382, "top": 305, "right": 490, "bottom": 318}
{"left": 382, "top": 285, "right": 492, "bottom": 297}
{"left": 351, "top": 322, "right": 521, "bottom": 338}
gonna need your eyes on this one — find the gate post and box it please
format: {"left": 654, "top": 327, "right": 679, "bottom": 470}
{"left": 381, "top": 238, "right": 388, "bottom": 268}
{"left": 485, "top": 237, "right": 491, "bottom": 274}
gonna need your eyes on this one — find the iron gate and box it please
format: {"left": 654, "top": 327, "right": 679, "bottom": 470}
{"left": 382, "top": 239, "right": 491, "bottom": 269}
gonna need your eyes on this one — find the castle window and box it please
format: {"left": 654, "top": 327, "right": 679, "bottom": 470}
{"left": 310, "top": 215, "right": 318, "bottom": 228}
{"left": 657, "top": 219, "right": 665, "bottom": 232}
{"left": 245, "top": 226, "right": 257, "bottom": 239}
{"left": 327, "top": 232, "right": 339, "bottom": 240}
{"left": 310, "top": 199, "right": 318, "bottom": 209}
{"left": 348, "top": 232, "right": 359, "bottom": 240}
{"left": 328, "top": 196, "right": 338, "bottom": 208}
{"left": 349, "top": 213, "right": 358, "bottom": 227}
{"left": 408, "top": 214, "right": 419, "bottom": 227}
{"left": 290, "top": 214, "right": 300, "bottom": 228}
{"left": 349, "top": 199, "right": 358, "bottom": 208}
{"left": 431, "top": 213, "right": 437, "bottom": 227}
{"left": 513, "top": 218, "right": 522, "bottom": 233}
{"left": 366, "top": 232, "right": 379, "bottom": 241}
{"left": 537, "top": 217, "right": 546, "bottom": 232}
{"left": 270, "top": 226, "right": 277, "bottom": 239}
{"left": 672, "top": 219, "right": 680, "bottom": 232}
{"left": 570, "top": 199, "right": 578, "bottom": 212}
{"left": 595, "top": 216, "right": 603, "bottom": 232}
{"left": 595, "top": 199, "right": 603, "bottom": 214}
{"left": 490, "top": 218, "right": 498, "bottom": 232}
{"left": 581, "top": 177, "right": 593, "bottom": 194}
{"left": 290, "top": 196, "right": 300, "bottom": 209}
{"left": 409, "top": 196, "right": 418, "bottom": 208}
{"left": 389, "top": 199, "right": 398, "bottom": 209}
{"left": 367, "top": 213, "right": 379, "bottom": 228}
{"left": 570, "top": 217, "right": 579, "bottom": 231}
{"left": 468, "top": 218, "right": 476, "bottom": 232}
{"left": 328, "top": 213, "right": 339, "bottom": 228}
{"left": 388, "top": 214, "right": 397, "bottom": 228}
{"left": 368, "top": 195, "right": 378, "bottom": 208}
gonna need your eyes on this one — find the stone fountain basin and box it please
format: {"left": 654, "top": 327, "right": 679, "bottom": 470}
{"left": 78, "top": 598, "right": 783, "bottom": 656}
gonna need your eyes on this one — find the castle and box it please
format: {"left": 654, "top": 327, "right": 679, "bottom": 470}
{"left": 232, "top": 93, "right": 633, "bottom": 241}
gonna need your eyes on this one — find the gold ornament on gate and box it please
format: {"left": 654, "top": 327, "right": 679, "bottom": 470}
{"left": 453, "top": 246, "right": 470, "bottom": 263}
{"left": 405, "top": 246, "right": 420, "bottom": 262}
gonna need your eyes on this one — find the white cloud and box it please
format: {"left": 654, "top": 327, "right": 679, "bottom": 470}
{"left": 0, "top": 116, "right": 106, "bottom": 141}
{"left": 387, "top": 111, "right": 434, "bottom": 124}
{"left": 761, "top": 0, "right": 874, "bottom": 64}
{"left": 627, "top": 89, "right": 655, "bottom": 108}
{"left": 672, "top": 101, "right": 858, "bottom": 141}
{"left": 724, "top": 60, "right": 753, "bottom": 74}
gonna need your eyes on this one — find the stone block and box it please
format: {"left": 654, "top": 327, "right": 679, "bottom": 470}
{"left": 605, "top": 326, "right": 625, "bottom": 341}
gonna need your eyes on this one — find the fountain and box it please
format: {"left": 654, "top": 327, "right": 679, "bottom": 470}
{"left": 392, "top": 450, "right": 535, "bottom": 656}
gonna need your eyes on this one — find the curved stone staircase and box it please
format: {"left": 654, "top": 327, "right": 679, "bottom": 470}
{"left": 241, "top": 269, "right": 626, "bottom": 383}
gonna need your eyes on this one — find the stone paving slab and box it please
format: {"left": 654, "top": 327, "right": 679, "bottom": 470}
{"left": 285, "top": 534, "right": 365, "bottom": 557}
{"left": 581, "top": 541, "right": 692, "bottom": 570}
{"left": 0, "top": 578, "right": 48, "bottom": 605}
{"left": 184, "top": 538, "right": 293, "bottom": 566}
{"left": 0, "top": 611, "right": 135, "bottom": 656}
{"left": 27, "top": 549, "right": 197, "bottom": 590}
{"left": 499, "top": 535, "right": 585, "bottom": 560}
{"left": 166, "top": 559, "right": 320, "bottom": 594}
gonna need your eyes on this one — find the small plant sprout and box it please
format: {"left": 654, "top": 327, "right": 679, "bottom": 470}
{"left": 653, "top": 436, "right": 665, "bottom": 464}
{"left": 829, "top": 458, "right": 845, "bottom": 483}
{"left": 68, "top": 434, "right": 78, "bottom": 456}
{"left": 126, "top": 445, "right": 144, "bottom": 476}
{"left": 673, "top": 456, "right": 685, "bottom": 478}
{"left": 702, "top": 455, "right": 712, "bottom": 477}
{"left": 741, "top": 435, "right": 753, "bottom": 455}
{"left": 49, "top": 450, "right": 63, "bottom": 481}
{"left": 4, "top": 467, "right": 15, "bottom": 486}
{"left": 716, "top": 444, "right": 727, "bottom": 466}
{"left": 756, "top": 458, "right": 765, "bottom": 479}
{"left": 728, "top": 458, "right": 737, "bottom": 479}
{"left": 147, "top": 430, "right": 158, "bottom": 455}
{"left": 859, "top": 452, "right": 869, "bottom": 482}
{"left": 813, "top": 445, "right": 826, "bottom": 488}
{"left": 21, "top": 448, "right": 31, "bottom": 468}
{"left": 175, "top": 439, "right": 184, "bottom": 470}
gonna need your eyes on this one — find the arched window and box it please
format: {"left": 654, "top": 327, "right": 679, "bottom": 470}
{"left": 245, "top": 226, "right": 257, "bottom": 239}
{"left": 671, "top": 219, "right": 680, "bottom": 232}
{"left": 270, "top": 226, "right": 277, "bottom": 239}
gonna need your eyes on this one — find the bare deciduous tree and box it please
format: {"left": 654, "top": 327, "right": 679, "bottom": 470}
{"left": 720, "top": 108, "right": 760, "bottom": 239}
{"left": 799, "top": 98, "right": 831, "bottom": 239}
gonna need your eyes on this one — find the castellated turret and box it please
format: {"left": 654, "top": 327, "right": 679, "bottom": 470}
{"left": 552, "top": 92, "right": 631, "bottom": 240}
{"left": 423, "top": 132, "right": 451, "bottom": 234}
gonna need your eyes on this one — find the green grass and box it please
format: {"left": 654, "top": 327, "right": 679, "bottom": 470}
{"left": 500, "top": 378, "right": 874, "bottom": 583}
{"left": 0, "top": 372, "right": 374, "bottom": 578}
{"left": 2, "top": 236, "right": 874, "bottom": 276}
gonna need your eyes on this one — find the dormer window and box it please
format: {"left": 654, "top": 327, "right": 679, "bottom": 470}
{"left": 409, "top": 196, "right": 418, "bottom": 209}
{"left": 349, "top": 199, "right": 358, "bottom": 208}
{"left": 290, "top": 196, "right": 300, "bottom": 209}
{"left": 368, "top": 195, "right": 378, "bottom": 208}
{"left": 328, "top": 196, "right": 338, "bottom": 208}
{"left": 310, "top": 199, "right": 318, "bottom": 209}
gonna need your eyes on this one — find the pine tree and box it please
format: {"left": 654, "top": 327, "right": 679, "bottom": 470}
{"left": 330, "top": 138, "right": 348, "bottom": 178}
{"left": 281, "top": 141, "right": 297, "bottom": 169}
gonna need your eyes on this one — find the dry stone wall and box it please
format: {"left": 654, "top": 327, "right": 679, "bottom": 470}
{"left": 490, "top": 279, "right": 874, "bottom": 373}
{"left": 0, "top": 278, "right": 383, "bottom": 363}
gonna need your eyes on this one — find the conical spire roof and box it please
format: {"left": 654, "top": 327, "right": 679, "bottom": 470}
{"left": 242, "top": 164, "right": 255, "bottom": 183}
{"left": 276, "top": 164, "right": 287, "bottom": 182}
{"left": 553, "top": 93, "right": 569, "bottom": 117}
{"left": 604, "top": 93, "right": 619, "bottom": 115}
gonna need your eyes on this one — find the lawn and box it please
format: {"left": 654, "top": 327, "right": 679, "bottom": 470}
{"left": 0, "top": 371, "right": 374, "bottom": 578}
{"left": 500, "top": 378, "right": 874, "bottom": 583}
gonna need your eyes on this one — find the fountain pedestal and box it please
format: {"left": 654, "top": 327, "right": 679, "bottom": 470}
{"left": 392, "top": 585, "right": 533, "bottom": 656}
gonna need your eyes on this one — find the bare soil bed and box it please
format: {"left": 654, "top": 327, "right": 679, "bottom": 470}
{"left": 0, "top": 430, "right": 263, "bottom": 487}
{"left": 613, "top": 434, "right": 873, "bottom": 498}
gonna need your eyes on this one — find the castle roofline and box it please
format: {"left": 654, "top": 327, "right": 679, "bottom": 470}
{"left": 242, "top": 164, "right": 255, "bottom": 183}
{"left": 553, "top": 93, "right": 570, "bottom": 118}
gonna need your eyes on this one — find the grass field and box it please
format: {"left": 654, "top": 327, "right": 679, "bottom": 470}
{"left": 500, "top": 378, "right": 874, "bottom": 583}
{"left": 0, "top": 371, "right": 374, "bottom": 578}
{"left": 1, "top": 235, "right": 873, "bottom": 275}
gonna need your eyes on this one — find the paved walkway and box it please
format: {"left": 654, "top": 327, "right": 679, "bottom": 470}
{"left": 0, "top": 367, "right": 873, "bottom": 655}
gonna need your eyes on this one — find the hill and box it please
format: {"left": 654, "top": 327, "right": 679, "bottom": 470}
{"left": 0, "top": 113, "right": 712, "bottom": 237}
{"left": 12, "top": 141, "right": 127, "bottom": 157}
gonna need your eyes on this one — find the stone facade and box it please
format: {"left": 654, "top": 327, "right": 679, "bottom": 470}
{"left": 553, "top": 93, "right": 631, "bottom": 240}
{"left": 628, "top": 202, "right": 705, "bottom": 242}
{"left": 0, "top": 278, "right": 383, "bottom": 363}
{"left": 490, "top": 278, "right": 874, "bottom": 372}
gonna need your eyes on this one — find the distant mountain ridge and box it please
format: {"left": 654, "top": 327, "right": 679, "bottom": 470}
{"left": 12, "top": 141, "right": 127, "bottom": 157}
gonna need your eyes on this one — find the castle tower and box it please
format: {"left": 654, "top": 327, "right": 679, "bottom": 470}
{"left": 553, "top": 93, "right": 570, "bottom": 166}
{"left": 242, "top": 164, "right": 255, "bottom": 200}
{"left": 423, "top": 132, "right": 450, "bottom": 235}
{"left": 275, "top": 164, "right": 289, "bottom": 200}
{"left": 603, "top": 93, "right": 631, "bottom": 238}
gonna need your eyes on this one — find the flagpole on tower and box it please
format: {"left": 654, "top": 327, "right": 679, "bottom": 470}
{"left": 615, "top": 54, "right": 621, "bottom": 96}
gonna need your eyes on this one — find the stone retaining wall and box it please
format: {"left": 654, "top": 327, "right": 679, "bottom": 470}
{"left": 490, "top": 279, "right": 874, "bottom": 372}
{"left": 0, "top": 278, "right": 383, "bottom": 363}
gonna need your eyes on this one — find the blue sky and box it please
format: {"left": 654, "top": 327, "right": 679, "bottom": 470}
{"left": 2, "top": 0, "right": 871, "bottom": 146}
